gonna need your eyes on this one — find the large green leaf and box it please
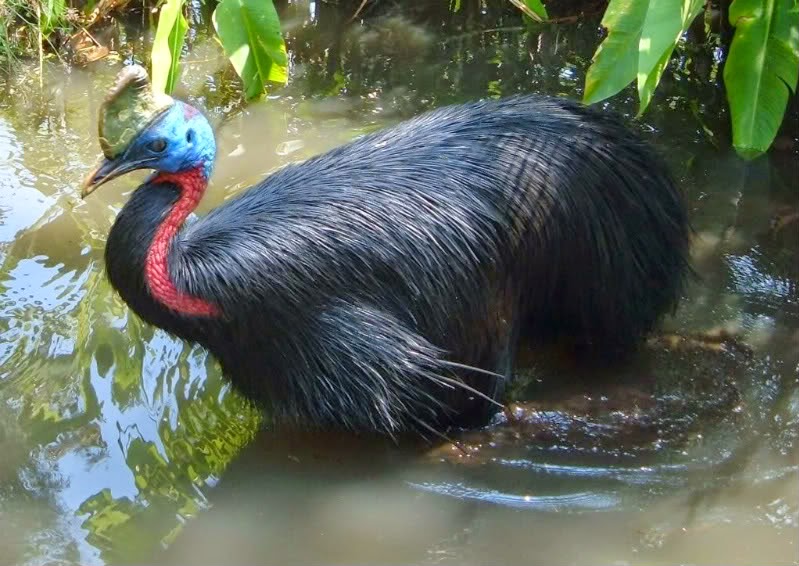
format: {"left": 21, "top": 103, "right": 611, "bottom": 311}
{"left": 583, "top": 0, "right": 649, "bottom": 104}
{"left": 509, "top": 0, "right": 549, "bottom": 22}
{"left": 212, "top": 0, "right": 288, "bottom": 100}
{"left": 637, "top": 0, "right": 704, "bottom": 114}
{"left": 724, "top": 0, "right": 799, "bottom": 159}
{"left": 584, "top": 0, "right": 705, "bottom": 110}
{"left": 151, "top": 0, "right": 188, "bottom": 96}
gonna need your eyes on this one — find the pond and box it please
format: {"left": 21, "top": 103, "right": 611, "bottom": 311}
{"left": 1, "top": 2, "right": 797, "bottom": 565}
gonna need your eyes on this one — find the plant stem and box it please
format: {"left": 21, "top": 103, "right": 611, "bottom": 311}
{"left": 37, "top": 1, "right": 43, "bottom": 88}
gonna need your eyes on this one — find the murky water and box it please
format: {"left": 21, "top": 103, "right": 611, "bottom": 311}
{"left": 1, "top": 3, "right": 798, "bottom": 565}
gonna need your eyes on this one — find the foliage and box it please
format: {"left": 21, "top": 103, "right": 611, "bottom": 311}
{"left": 582, "top": 0, "right": 650, "bottom": 105}
{"left": 582, "top": 0, "right": 799, "bottom": 159}
{"left": 583, "top": 0, "right": 705, "bottom": 113}
{"left": 7, "top": 0, "right": 790, "bottom": 158}
{"left": 151, "top": 0, "right": 288, "bottom": 99}
{"left": 40, "top": 0, "right": 66, "bottom": 37}
{"left": 509, "top": 0, "right": 549, "bottom": 22}
{"left": 636, "top": 0, "right": 705, "bottom": 114}
{"left": 724, "top": 0, "right": 799, "bottom": 158}
{"left": 212, "top": 0, "right": 288, "bottom": 99}
{"left": 154, "top": 0, "right": 544, "bottom": 99}
{"left": 0, "top": 0, "right": 89, "bottom": 69}
{"left": 151, "top": 0, "right": 188, "bottom": 95}
{"left": 0, "top": 0, "right": 38, "bottom": 66}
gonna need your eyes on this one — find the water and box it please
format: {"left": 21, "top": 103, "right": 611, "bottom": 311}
{"left": 1, "top": 3, "right": 798, "bottom": 565}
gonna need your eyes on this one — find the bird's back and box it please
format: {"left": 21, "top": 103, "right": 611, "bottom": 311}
{"left": 173, "top": 95, "right": 689, "bottom": 433}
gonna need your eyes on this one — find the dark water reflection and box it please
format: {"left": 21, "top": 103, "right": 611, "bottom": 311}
{"left": 1, "top": 3, "right": 797, "bottom": 565}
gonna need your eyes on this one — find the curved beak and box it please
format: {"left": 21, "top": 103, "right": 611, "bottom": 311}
{"left": 81, "top": 155, "right": 153, "bottom": 198}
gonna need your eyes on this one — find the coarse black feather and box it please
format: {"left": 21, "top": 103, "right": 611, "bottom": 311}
{"left": 104, "top": 95, "right": 690, "bottom": 436}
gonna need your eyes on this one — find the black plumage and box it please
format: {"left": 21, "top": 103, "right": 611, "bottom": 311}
{"left": 99, "top": 95, "right": 690, "bottom": 436}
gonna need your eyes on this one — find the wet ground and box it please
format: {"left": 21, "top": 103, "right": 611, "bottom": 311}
{"left": 1, "top": 3, "right": 797, "bottom": 565}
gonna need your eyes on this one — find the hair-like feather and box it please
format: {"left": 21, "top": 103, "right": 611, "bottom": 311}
{"left": 102, "top": 95, "right": 690, "bottom": 436}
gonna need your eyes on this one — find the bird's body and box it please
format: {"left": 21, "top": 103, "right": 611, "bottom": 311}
{"left": 85, "top": 67, "right": 689, "bottom": 437}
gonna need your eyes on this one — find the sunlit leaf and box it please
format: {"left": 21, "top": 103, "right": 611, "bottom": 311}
{"left": 583, "top": 0, "right": 648, "bottom": 104}
{"left": 637, "top": 0, "right": 705, "bottom": 114}
{"left": 212, "top": 0, "right": 288, "bottom": 100}
{"left": 509, "top": 0, "right": 548, "bottom": 22}
{"left": 151, "top": 0, "right": 188, "bottom": 96}
{"left": 584, "top": 0, "right": 706, "bottom": 111}
{"left": 724, "top": 0, "right": 799, "bottom": 159}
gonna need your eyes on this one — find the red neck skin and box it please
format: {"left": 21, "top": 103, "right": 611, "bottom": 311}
{"left": 144, "top": 167, "right": 221, "bottom": 318}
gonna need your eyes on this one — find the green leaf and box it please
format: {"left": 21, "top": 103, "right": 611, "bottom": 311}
{"left": 509, "top": 0, "right": 548, "bottom": 22}
{"left": 584, "top": 0, "right": 705, "bottom": 110}
{"left": 637, "top": 0, "right": 704, "bottom": 114}
{"left": 40, "top": 0, "right": 66, "bottom": 37}
{"left": 583, "top": 0, "right": 649, "bottom": 104}
{"left": 151, "top": 0, "right": 188, "bottom": 96}
{"left": 212, "top": 0, "right": 288, "bottom": 100}
{"left": 724, "top": 0, "right": 799, "bottom": 159}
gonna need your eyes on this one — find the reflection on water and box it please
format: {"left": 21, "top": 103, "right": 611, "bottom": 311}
{"left": 1, "top": 3, "right": 798, "bottom": 565}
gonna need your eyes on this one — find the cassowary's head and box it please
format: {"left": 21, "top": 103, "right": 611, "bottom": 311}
{"left": 82, "top": 65, "right": 216, "bottom": 197}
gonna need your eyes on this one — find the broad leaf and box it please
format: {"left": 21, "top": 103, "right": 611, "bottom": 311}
{"left": 509, "top": 0, "right": 548, "bottom": 22}
{"left": 724, "top": 0, "right": 799, "bottom": 159}
{"left": 212, "top": 0, "right": 288, "bottom": 100}
{"left": 151, "top": 0, "right": 188, "bottom": 96}
{"left": 637, "top": 0, "right": 704, "bottom": 114}
{"left": 583, "top": 0, "right": 648, "bottom": 104}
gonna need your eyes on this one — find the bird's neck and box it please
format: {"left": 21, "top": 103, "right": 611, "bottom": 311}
{"left": 143, "top": 167, "right": 220, "bottom": 318}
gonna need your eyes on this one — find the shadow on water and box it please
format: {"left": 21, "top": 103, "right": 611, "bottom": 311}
{"left": 0, "top": 2, "right": 797, "bottom": 565}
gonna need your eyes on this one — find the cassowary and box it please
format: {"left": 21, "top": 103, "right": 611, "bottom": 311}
{"left": 82, "top": 65, "right": 690, "bottom": 437}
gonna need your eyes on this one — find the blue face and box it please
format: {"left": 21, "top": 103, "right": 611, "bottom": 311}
{"left": 128, "top": 101, "right": 217, "bottom": 178}
{"left": 82, "top": 101, "right": 217, "bottom": 196}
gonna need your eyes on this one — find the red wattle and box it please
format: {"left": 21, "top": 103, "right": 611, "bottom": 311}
{"left": 144, "top": 167, "right": 220, "bottom": 317}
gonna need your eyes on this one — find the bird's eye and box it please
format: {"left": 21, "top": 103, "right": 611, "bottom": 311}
{"left": 186, "top": 129, "right": 195, "bottom": 144}
{"left": 148, "top": 138, "right": 167, "bottom": 153}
